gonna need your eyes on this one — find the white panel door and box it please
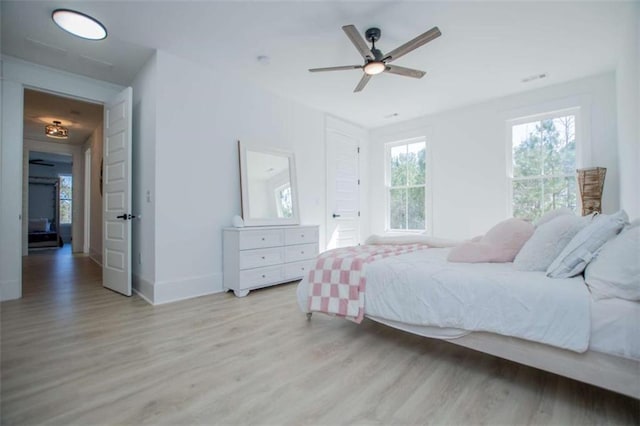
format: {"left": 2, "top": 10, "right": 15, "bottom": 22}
{"left": 326, "top": 129, "right": 360, "bottom": 249}
{"left": 103, "top": 87, "right": 132, "bottom": 296}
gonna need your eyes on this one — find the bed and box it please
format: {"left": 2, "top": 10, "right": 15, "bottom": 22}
{"left": 296, "top": 224, "right": 640, "bottom": 399}
{"left": 28, "top": 218, "right": 61, "bottom": 249}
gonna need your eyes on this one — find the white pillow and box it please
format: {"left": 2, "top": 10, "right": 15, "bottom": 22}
{"left": 28, "top": 218, "right": 50, "bottom": 233}
{"left": 546, "top": 210, "right": 629, "bottom": 278}
{"left": 584, "top": 225, "right": 640, "bottom": 301}
{"left": 534, "top": 207, "right": 575, "bottom": 228}
{"left": 513, "top": 214, "right": 587, "bottom": 271}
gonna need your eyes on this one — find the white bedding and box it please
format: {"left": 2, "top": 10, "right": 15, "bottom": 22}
{"left": 297, "top": 248, "right": 591, "bottom": 353}
{"left": 590, "top": 296, "right": 640, "bottom": 360}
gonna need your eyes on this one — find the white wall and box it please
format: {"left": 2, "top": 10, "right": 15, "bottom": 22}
{"left": 0, "top": 56, "right": 123, "bottom": 301}
{"left": 131, "top": 53, "right": 158, "bottom": 300}
{"left": 142, "top": 50, "right": 326, "bottom": 303}
{"left": 369, "top": 73, "right": 619, "bottom": 240}
{"left": 616, "top": 4, "right": 640, "bottom": 219}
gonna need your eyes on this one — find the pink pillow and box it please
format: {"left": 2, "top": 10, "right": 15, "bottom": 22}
{"left": 448, "top": 218, "right": 534, "bottom": 263}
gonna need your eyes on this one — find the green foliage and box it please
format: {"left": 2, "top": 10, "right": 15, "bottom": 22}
{"left": 389, "top": 143, "right": 426, "bottom": 230}
{"left": 512, "top": 116, "right": 577, "bottom": 221}
{"left": 59, "top": 175, "right": 72, "bottom": 224}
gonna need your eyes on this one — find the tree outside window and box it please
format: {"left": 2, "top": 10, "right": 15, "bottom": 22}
{"left": 275, "top": 183, "right": 293, "bottom": 218}
{"left": 386, "top": 140, "right": 426, "bottom": 231}
{"left": 510, "top": 113, "right": 577, "bottom": 221}
{"left": 59, "top": 175, "right": 72, "bottom": 224}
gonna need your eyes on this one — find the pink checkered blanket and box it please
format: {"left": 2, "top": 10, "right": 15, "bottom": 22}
{"left": 307, "top": 244, "right": 429, "bottom": 323}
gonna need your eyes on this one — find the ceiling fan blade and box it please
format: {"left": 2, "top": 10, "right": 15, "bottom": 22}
{"left": 29, "top": 159, "right": 54, "bottom": 167}
{"left": 385, "top": 65, "right": 426, "bottom": 79}
{"left": 354, "top": 74, "right": 371, "bottom": 92}
{"left": 342, "top": 25, "right": 373, "bottom": 60}
{"left": 383, "top": 26, "right": 441, "bottom": 63}
{"left": 309, "top": 65, "right": 363, "bottom": 72}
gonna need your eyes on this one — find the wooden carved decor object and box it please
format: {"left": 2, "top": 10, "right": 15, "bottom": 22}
{"left": 577, "top": 167, "right": 606, "bottom": 216}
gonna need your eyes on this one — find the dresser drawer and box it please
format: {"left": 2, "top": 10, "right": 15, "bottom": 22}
{"left": 239, "top": 247, "right": 285, "bottom": 269}
{"left": 239, "top": 265, "right": 285, "bottom": 289}
{"left": 284, "top": 226, "right": 319, "bottom": 245}
{"left": 285, "top": 243, "right": 318, "bottom": 263}
{"left": 239, "top": 229, "right": 285, "bottom": 249}
{"left": 285, "top": 260, "right": 314, "bottom": 280}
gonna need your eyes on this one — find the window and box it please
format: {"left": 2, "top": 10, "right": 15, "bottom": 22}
{"left": 509, "top": 111, "right": 578, "bottom": 221}
{"left": 274, "top": 182, "right": 292, "bottom": 218}
{"left": 59, "top": 175, "right": 72, "bottom": 224}
{"left": 385, "top": 139, "right": 427, "bottom": 231}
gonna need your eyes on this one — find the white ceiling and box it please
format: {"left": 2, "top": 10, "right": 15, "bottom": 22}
{"left": 24, "top": 89, "right": 103, "bottom": 146}
{"left": 1, "top": 1, "right": 633, "bottom": 128}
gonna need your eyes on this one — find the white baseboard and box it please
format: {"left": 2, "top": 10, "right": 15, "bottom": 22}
{"left": 152, "top": 273, "right": 224, "bottom": 305}
{"left": 132, "top": 273, "right": 154, "bottom": 305}
{"left": 0, "top": 279, "right": 21, "bottom": 301}
{"left": 89, "top": 249, "right": 102, "bottom": 266}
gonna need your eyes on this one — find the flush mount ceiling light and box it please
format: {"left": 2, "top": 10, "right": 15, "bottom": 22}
{"left": 52, "top": 9, "right": 107, "bottom": 40}
{"left": 45, "top": 121, "right": 69, "bottom": 139}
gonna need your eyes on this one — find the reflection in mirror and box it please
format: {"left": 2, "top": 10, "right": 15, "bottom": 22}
{"left": 239, "top": 141, "right": 300, "bottom": 226}
{"left": 246, "top": 151, "right": 292, "bottom": 219}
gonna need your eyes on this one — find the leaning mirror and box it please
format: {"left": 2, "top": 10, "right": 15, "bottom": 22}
{"left": 238, "top": 141, "right": 300, "bottom": 226}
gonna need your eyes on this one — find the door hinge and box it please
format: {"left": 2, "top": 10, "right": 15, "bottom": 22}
{"left": 357, "top": 147, "right": 360, "bottom": 154}
{"left": 358, "top": 211, "right": 361, "bottom": 217}
{"left": 357, "top": 179, "right": 360, "bottom": 185}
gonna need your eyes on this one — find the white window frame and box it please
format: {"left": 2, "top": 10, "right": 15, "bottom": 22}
{"left": 59, "top": 174, "right": 72, "bottom": 224}
{"left": 506, "top": 106, "right": 584, "bottom": 218}
{"left": 384, "top": 137, "right": 430, "bottom": 233}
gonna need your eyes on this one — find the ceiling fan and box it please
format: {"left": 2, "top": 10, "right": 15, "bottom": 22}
{"left": 29, "top": 159, "right": 54, "bottom": 167}
{"left": 309, "top": 24, "right": 441, "bottom": 92}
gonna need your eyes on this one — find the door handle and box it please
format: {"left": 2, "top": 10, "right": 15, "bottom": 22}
{"left": 116, "top": 214, "right": 137, "bottom": 220}
{"left": 332, "top": 213, "right": 341, "bottom": 218}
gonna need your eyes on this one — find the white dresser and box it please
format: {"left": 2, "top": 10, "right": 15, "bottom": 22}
{"left": 223, "top": 225, "right": 319, "bottom": 297}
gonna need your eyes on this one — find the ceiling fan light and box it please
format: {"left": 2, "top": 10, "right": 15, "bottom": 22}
{"left": 45, "top": 121, "right": 69, "bottom": 139}
{"left": 364, "top": 61, "right": 386, "bottom": 76}
{"left": 52, "top": 9, "right": 107, "bottom": 40}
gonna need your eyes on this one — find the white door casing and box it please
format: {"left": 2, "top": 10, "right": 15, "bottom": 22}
{"left": 326, "top": 128, "right": 360, "bottom": 249}
{"left": 102, "top": 87, "right": 133, "bottom": 296}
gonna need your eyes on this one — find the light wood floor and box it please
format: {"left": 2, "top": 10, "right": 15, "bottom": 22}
{"left": 2, "top": 249, "right": 638, "bottom": 425}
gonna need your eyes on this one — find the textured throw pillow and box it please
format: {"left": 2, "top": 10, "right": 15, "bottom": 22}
{"left": 514, "top": 214, "right": 587, "bottom": 271}
{"left": 448, "top": 218, "right": 534, "bottom": 263}
{"left": 534, "top": 207, "right": 575, "bottom": 228}
{"left": 546, "top": 210, "right": 629, "bottom": 278}
{"left": 584, "top": 225, "right": 640, "bottom": 301}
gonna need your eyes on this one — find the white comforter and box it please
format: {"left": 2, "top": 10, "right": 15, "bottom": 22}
{"left": 297, "top": 248, "right": 591, "bottom": 353}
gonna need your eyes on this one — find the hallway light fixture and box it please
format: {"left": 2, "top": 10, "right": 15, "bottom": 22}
{"left": 45, "top": 121, "right": 69, "bottom": 139}
{"left": 52, "top": 9, "right": 107, "bottom": 41}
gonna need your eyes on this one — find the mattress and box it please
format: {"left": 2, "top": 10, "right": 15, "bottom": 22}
{"left": 297, "top": 248, "right": 639, "bottom": 359}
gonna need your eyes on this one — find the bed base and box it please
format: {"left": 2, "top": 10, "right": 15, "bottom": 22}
{"left": 367, "top": 316, "right": 640, "bottom": 399}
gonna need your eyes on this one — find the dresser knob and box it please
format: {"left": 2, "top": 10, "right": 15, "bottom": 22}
{"left": 301, "top": 267, "right": 305, "bottom": 271}
{"left": 301, "top": 251, "right": 304, "bottom": 254}
{"left": 261, "top": 256, "right": 265, "bottom": 259}
{"left": 301, "top": 234, "right": 304, "bottom": 238}
{"left": 261, "top": 237, "right": 265, "bottom": 241}
{"left": 261, "top": 274, "right": 266, "bottom": 278}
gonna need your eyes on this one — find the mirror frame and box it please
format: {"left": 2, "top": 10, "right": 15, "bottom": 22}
{"left": 238, "top": 141, "right": 300, "bottom": 227}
